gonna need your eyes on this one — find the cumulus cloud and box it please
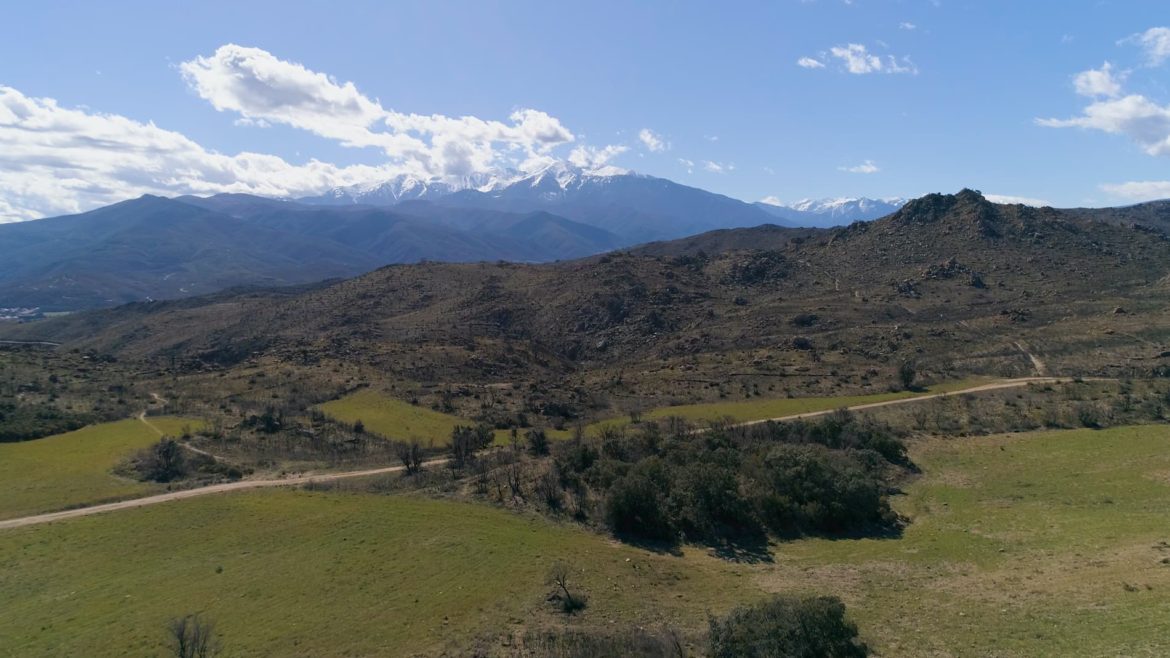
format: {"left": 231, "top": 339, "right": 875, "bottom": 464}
{"left": 759, "top": 195, "right": 783, "bottom": 206}
{"left": 1121, "top": 27, "right": 1170, "bottom": 66}
{"left": 638, "top": 128, "right": 667, "bottom": 152}
{"left": 899, "top": 22, "right": 917, "bottom": 31}
{"left": 1100, "top": 180, "right": 1170, "bottom": 201}
{"left": 677, "top": 158, "right": 695, "bottom": 173}
{"left": 1073, "top": 62, "right": 1124, "bottom": 98}
{"left": 802, "top": 44, "right": 917, "bottom": 75}
{"left": 703, "top": 160, "right": 733, "bottom": 174}
{"left": 0, "top": 44, "right": 632, "bottom": 222}
{"left": 1038, "top": 94, "right": 1170, "bottom": 156}
{"left": 985, "top": 194, "right": 1051, "bottom": 207}
{"left": 180, "top": 44, "right": 577, "bottom": 178}
{"left": 0, "top": 85, "right": 415, "bottom": 222}
{"left": 567, "top": 144, "right": 628, "bottom": 169}
{"left": 839, "top": 160, "right": 880, "bottom": 174}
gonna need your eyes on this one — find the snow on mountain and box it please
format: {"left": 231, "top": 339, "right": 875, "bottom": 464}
{"left": 755, "top": 196, "right": 908, "bottom": 227}
{"left": 299, "top": 163, "right": 632, "bottom": 207}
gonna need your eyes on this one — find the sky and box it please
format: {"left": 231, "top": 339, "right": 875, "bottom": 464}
{"left": 1, "top": 0, "right": 1169, "bottom": 222}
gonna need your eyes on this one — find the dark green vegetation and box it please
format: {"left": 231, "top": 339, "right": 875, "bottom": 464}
{"left": 707, "top": 595, "right": 867, "bottom": 658}
{"left": 552, "top": 413, "right": 906, "bottom": 546}
{"left": 0, "top": 398, "right": 93, "bottom": 442}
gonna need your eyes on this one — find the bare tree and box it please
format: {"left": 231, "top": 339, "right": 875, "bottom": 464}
{"left": 394, "top": 439, "right": 423, "bottom": 475}
{"left": 166, "top": 614, "right": 221, "bottom": 658}
{"left": 548, "top": 561, "right": 586, "bottom": 613}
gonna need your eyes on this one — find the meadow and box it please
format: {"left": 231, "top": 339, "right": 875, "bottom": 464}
{"left": 759, "top": 424, "right": 1170, "bottom": 656}
{"left": 0, "top": 491, "right": 750, "bottom": 657}
{"left": 0, "top": 416, "right": 198, "bottom": 520}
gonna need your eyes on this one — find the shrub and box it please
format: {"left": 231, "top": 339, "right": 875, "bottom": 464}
{"left": 708, "top": 595, "right": 867, "bottom": 658}
{"left": 141, "top": 438, "right": 188, "bottom": 483}
{"left": 749, "top": 444, "right": 892, "bottom": 536}
{"left": 604, "top": 460, "right": 675, "bottom": 541}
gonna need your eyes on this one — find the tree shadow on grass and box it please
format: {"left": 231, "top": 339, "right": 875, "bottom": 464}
{"left": 705, "top": 534, "right": 775, "bottom": 564}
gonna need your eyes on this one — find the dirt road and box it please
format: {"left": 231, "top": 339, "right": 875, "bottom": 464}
{"left": 0, "top": 459, "right": 447, "bottom": 531}
{"left": 0, "top": 377, "right": 1088, "bottom": 530}
{"left": 725, "top": 376, "right": 1083, "bottom": 429}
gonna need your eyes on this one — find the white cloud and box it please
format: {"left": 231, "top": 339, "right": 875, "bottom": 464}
{"left": 839, "top": 160, "right": 880, "bottom": 174}
{"left": 703, "top": 160, "right": 733, "bottom": 174}
{"left": 759, "top": 195, "right": 783, "bottom": 206}
{"left": 1121, "top": 27, "right": 1170, "bottom": 66}
{"left": 899, "top": 22, "right": 917, "bottom": 31}
{"left": 0, "top": 44, "right": 631, "bottom": 222}
{"left": 677, "top": 158, "right": 695, "bottom": 173}
{"left": 805, "top": 44, "right": 917, "bottom": 75}
{"left": 0, "top": 85, "right": 415, "bottom": 222}
{"left": 638, "top": 128, "right": 667, "bottom": 152}
{"left": 1073, "top": 62, "right": 1123, "bottom": 98}
{"left": 1100, "top": 180, "right": 1170, "bottom": 201}
{"left": 567, "top": 144, "right": 628, "bottom": 169}
{"left": 985, "top": 194, "right": 1051, "bottom": 207}
{"left": 1038, "top": 94, "right": 1170, "bottom": 156}
{"left": 179, "top": 44, "right": 577, "bottom": 178}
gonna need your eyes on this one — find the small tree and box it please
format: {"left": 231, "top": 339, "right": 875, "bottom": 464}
{"left": 548, "top": 561, "right": 586, "bottom": 613}
{"left": 394, "top": 439, "right": 423, "bottom": 475}
{"left": 353, "top": 419, "right": 365, "bottom": 434}
{"left": 166, "top": 613, "right": 221, "bottom": 658}
{"left": 898, "top": 361, "right": 917, "bottom": 391}
{"left": 451, "top": 424, "right": 494, "bottom": 468}
{"left": 527, "top": 428, "right": 550, "bottom": 456}
{"left": 144, "top": 438, "right": 187, "bottom": 482}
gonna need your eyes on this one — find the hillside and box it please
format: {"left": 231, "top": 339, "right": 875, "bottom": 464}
{"left": 9, "top": 190, "right": 1170, "bottom": 413}
{"left": 0, "top": 194, "right": 622, "bottom": 310}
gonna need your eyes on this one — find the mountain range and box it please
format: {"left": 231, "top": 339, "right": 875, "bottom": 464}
{"left": 9, "top": 190, "right": 1169, "bottom": 394}
{"left": 753, "top": 196, "right": 908, "bottom": 227}
{"left": 1, "top": 162, "right": 1167, "bottom": 312}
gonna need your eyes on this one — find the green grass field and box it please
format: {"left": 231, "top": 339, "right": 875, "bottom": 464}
{"left": 320, "top": 378, "right": 992, "bottom": 447}
{"left": 317, "top": 389, "right": 473, "bottom": 446}
{"left": 0, "top": 416, "right": 199, "bottom": 520}
{"left": 0, "top": 491, "right": 751, "bottom": 657}
{"left": 760, "top": 424, "right": 1170, "bottom": 656}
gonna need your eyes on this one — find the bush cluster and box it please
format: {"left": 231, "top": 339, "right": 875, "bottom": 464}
{"left": 0, "top": 401, "right": 94, "bottom": 442}
{"left": 553, "top": 411, "right": 907, "bottom": 544}
{"left": 708, "top": 594, "right": 868, "bottom": 657}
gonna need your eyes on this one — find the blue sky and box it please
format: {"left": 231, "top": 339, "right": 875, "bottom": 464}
{"left": 1, "top": 0, "right": 1168, "bottom": 221}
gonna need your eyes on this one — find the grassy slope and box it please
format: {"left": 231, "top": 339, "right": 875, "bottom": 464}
{"left": 321, "top": 378, "right": 990, "bottom": 446}
{"left": 0, "top": 416, "right": 197, "bottom": 520}
{"left": 318, "top": 390, "right": 470, "bottom": 447}
{"left": 0, "top": 492, "right": 749, "bottom": 657}
{"left": 760, "top": 424, "right": 1170, "bottom": 656}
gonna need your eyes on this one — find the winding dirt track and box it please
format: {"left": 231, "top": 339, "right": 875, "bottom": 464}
{"left": 0, "top": 377, "right": 1087, "bottom": 531}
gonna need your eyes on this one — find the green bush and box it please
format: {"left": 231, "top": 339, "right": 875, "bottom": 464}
{"left": 708, "top": 595, "right": 868, "bottom": 658}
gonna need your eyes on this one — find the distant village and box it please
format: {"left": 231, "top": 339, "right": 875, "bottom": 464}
{"left": 0, "top": 307, "right": 44, "bottom": 322}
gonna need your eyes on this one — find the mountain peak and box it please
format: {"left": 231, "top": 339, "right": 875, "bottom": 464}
{"left": 891, "top": 189, "right": 995, "bottom": 225}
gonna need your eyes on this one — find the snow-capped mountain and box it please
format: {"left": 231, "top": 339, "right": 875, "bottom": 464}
{"left": 755, "top": 196, "right": 908, "bottom": 227}
{"left": 299, "top": 163, "right": 786, "bottom": 243}
{"left": 298, "top": 171, "right": 523, "bottom": 206}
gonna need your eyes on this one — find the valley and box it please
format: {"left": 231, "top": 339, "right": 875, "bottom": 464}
{"left": 3, "top": 189, "right": 1170, "bottom": 656}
